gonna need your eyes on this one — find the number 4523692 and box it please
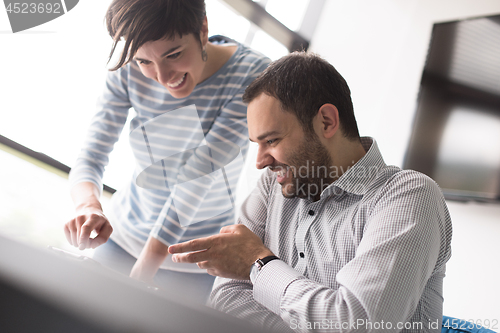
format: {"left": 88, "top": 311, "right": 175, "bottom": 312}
{"left": 443, "top": 318, "right": 498, "bottom": 331}
{"left": 6, "top": 3, "right": 62, "bottom": 14}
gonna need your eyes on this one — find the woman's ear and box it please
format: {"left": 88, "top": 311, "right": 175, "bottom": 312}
{"left": 200, "top": 16, "right": 209, "bottom": 47}
{"left": 317, "top": 103, "right": 340, "bottom": 139}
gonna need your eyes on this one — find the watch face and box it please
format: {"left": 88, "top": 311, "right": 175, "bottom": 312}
{"left": 250, "top": 263, "right": 259, "bottom": 283}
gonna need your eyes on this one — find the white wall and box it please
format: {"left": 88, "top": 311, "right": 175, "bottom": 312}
{"left": 311, "top": 0, "right": 500, "bottom": 322}
{"left": 444, "top": 201, "right": 500, "bottom": 321}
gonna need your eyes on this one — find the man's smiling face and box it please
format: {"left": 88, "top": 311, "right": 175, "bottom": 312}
{"left": 248, "top": 93, "right": 333, "bottom": 201}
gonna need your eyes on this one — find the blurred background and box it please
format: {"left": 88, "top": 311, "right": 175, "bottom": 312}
{"left": 0, "top": 0, "right": 499, "bottom": 323}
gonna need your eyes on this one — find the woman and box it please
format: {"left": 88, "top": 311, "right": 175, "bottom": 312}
{"left": 64, "top": 0, "right": 269, "bottom": 303}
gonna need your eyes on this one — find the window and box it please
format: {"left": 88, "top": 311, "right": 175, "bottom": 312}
{"left": 0, "top": 0, "right": 323, "bottom": 249}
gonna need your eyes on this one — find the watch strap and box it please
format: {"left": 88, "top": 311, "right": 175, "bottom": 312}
{"left": 255, "top": 255, "right": 279, "bottom": 270}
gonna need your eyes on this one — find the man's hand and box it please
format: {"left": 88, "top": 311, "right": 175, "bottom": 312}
{"left": 64, "top": 209, "right": 113, "bottom": 250}
{"left": 168, "top": 224, "right": 274, "bottom": 280}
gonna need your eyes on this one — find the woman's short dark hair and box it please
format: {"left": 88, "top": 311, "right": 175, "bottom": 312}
{"left": 106, "top": 0, "right": 206, "bottom": 71}
{"left": 243, "top": 52, "right": 360, "bottom": 140}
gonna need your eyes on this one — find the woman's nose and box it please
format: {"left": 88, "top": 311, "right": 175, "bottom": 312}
{"left": 156, "top": 64, "right": 174, "bottom": 86}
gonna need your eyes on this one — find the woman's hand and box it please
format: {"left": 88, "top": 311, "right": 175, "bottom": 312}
{"left": 129, "top": 236, "right": 169, "bottom": 286}
{"left": 129, "top": 260, "right": 157, "bottom": 286}
{"left": 66, "top": 182, "right": 112, "bottom": 250}
{"left": 64, "top": 207, "right": 113, "bottom": 250}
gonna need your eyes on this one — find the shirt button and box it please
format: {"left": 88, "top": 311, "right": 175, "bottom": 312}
{"left": 308, "top": 210, "right": 315, "bottom": 216}
{"left": 300, "top": 252, "right": 305, "bottom": 258}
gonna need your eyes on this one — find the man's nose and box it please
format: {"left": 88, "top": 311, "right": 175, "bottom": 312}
{"left": 256, "top": 146, "right": 274, "bottom": 170}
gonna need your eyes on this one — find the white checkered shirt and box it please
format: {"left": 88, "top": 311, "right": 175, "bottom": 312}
{"left": 209, "top": 137, "right": 452, "bottom": 333}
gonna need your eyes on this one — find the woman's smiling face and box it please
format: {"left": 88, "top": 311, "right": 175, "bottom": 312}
{"left": 133, "top": 31, "right": 207, "bottom": 99}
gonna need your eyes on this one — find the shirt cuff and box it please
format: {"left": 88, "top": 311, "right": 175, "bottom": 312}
{"left": 253, "top": 259, "right": 303, "bottom": 315}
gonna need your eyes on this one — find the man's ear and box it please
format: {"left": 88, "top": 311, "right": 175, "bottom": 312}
{"left": 316, "top": 104, "right": 340, "bottom": 139}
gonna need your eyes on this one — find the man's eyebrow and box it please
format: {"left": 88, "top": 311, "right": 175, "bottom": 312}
{"left": 133, "top": 45, "right": 182, "bottom": 62}
{"left": 249, "top": 131, "right": 280, "bottom": 142}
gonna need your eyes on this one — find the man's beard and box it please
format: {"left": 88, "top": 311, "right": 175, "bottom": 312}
{"left": 280, "top": 131, "right": 334, "bottom": 201}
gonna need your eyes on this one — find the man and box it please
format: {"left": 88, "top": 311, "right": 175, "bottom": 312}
{"left": 168, "top": 52, "right": 452, "bottom": 332}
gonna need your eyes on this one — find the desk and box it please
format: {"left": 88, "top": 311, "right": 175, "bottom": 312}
{"left": 0, "top": 234, "right": 273, "bottom": 333}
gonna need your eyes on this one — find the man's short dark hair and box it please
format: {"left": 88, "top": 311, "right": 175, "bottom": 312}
{"left": 243, "top": 52, "right": 360, "bottom": 140}
{"left": 106, "top": 0, "right": 206, "bottom": 71}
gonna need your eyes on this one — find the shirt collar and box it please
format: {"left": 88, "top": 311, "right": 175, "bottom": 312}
{"left": 321, "top": 137, "right": 386, "bottom": 198}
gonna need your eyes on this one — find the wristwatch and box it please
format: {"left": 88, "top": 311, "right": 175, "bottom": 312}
{"left": 250, "top": 255, "right": 279, "bottom": 283}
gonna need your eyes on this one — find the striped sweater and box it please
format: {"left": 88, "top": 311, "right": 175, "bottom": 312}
{"left": 69, "top": 40, "right": 270, "bottom": 272}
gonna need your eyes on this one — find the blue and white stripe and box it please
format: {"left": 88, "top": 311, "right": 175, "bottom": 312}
{"left": 69, "top": 41, "right": 270, "bottom": 272}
